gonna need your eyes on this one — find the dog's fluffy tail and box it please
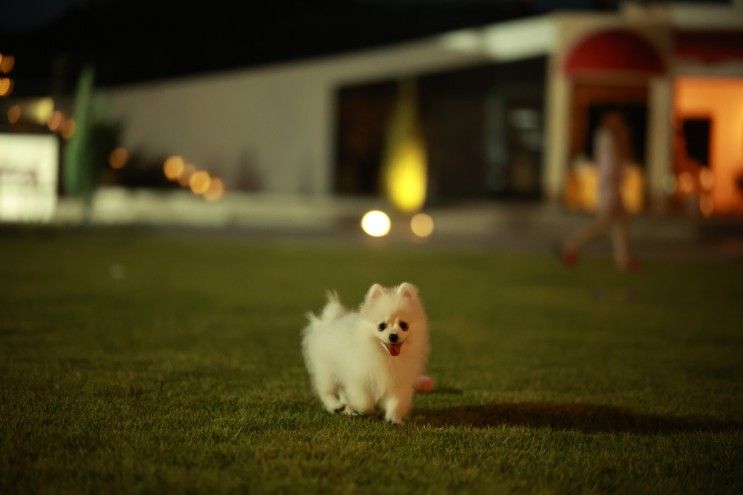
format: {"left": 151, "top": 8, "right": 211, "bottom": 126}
{"left": 304, "top": 291, "right": 346, "bottom": 329}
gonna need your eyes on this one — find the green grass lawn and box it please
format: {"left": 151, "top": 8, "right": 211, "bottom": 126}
{"left": 1, "top": 229, "right": 741, "bottom": 494}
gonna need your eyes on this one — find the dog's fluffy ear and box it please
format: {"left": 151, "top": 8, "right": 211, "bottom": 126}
{"left": 397, "top": 282, "right": 418, "bottom": 299}
{"left": 364, "top": 283, "right": 385, "bottom": 303}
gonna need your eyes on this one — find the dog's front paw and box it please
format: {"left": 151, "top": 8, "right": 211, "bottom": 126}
{"left": 385, "top": 414, "right": 402, "bottom": 425}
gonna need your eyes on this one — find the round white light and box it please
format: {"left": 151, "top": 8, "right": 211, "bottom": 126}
{"left": 360, "top": 210, "right": 391, "bottom": 238}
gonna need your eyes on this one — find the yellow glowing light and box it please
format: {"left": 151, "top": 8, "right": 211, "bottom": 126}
{"left": 0, "top": 77, "right": 12, "bottom": 97}
{"left": 678, "top": 172, "right": 694, "bottom": 195}
{"left": 189, "top": 170, "right": 211, "bottom": 194}
{"left": 621, "top": 165, "right": 645, "bottom": 214}
{"left": 360, "top": 210, "right": 391, "bottom": 237}
{"left": 178, "top": 164, "right": 195, "bottom": 187}
{"left": 47, "top": 110, "right": 63, "bottom": 131}
{"left": 699, "top": 168, "right": 714, "bottom": 191}
{"left": 700, "top": 194, "right": 714, "bottom": 217}
{"left": 383, "top": 79, "right": 427, "bottom": 214}
{"left": 163, "top": 155, "right": 185, "bottom": 180}
{"left": 410, "top": 213, "right": 434, "bottom": 238}
{"left": 60, "top": 119, "right": 76, "bottom": 139}
{"left": 7, "top": 104, "right": 20, "bottom": 124}
{"left": 385, "top": 141, "right": 427, "bottom": 213}
{"left": 204, "top": 177, "right": 225, "bottom": 201}
{"left": 27, "top": 98, "right": 53, "bottom": 123}
{"left": 0, "top": 54, "right": 15, "bottom": 73}
{"left": 108, "top": 147, "right": 129, "bottom": 169}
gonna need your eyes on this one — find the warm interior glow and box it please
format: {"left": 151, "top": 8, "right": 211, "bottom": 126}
{"left": 675, "top": 77, "right": 743, "bottom": 214}
{"left": 383, "top": 79, "right": 427, "bottom": 214}
{"left": 700, "top": 194, "right": 714, "bottom": 217}
{"left": 360, "top": 210, "right": 391, "bottom": 237}
{"left": 564, "top": 159, "right": 644, "bottom": 213}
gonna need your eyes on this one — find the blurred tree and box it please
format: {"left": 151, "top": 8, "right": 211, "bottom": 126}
{"left": 63, "top": 64, "right": 95, "bottom": 203}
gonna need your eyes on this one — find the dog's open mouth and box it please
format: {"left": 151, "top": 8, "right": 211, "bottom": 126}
{"left": 384, "top": 342, "right": 403, "bottom": 357}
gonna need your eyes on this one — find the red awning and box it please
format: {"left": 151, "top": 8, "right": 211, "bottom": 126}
{"left": 564, "top": 29, "right": 665, "bottom": 76}
{"left": 675, "top": 31, "right": 743, "bottom": 64}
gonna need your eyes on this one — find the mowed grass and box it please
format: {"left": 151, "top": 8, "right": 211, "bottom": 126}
{"left": 1, "top": 229, "right": 741, "bottom": 494}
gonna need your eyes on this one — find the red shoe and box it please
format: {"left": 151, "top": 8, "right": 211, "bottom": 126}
{"left": 555, "top": 244, "right": 579, "bottom": 267}
{"left": 623, "top": 259, "right": 641, "bottom": 272}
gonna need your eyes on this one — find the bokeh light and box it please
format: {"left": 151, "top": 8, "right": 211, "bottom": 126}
{"left": 177, "top": 164, "right": 195, "bottom": 187}
{"left": 108, "top": 147, "right": 129, "bottom": 169}
{"left": 163, "top": 155, "right": 185, "bottom": 180}
{"left": 360, "top": 210, "right": 391, "bottom": 237}
{"left": 0, "top": 78, "right": 13, "bottom": 97}
{"left": 699, "top": 169, "right": 714, "bottom": 191}
{"left": 204, "top": 178, "right": 225, "bottom": 201}
{"left": 60, "top": 119, "right": 76, "bottom": 139}
{"left": 410, "top": 212, "right": 434, "bottom": 238}
{"left": 677, "top": 172, "right": 694, "bottom": 195}
{"left": 7, "top": 104, "right": 20, "bottom": 124}
{"left": 47, "top": 111, "right": 63, "bottom": 131}
{"left": 0, "top": 54, "right": 15, "bottom": 73}
{"left": 189, "top": 170, "right": 211, "bottom": 194}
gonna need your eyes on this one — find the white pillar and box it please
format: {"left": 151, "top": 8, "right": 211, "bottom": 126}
{"left": 543, "top": 70, "right": 571, "bottom": 202}
{"left": 646, "top": 76, "right": 673, "bottom": 213}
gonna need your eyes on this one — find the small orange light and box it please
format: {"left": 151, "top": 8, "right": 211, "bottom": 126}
{"left": 677, "top": 172, "right": 694, "bottom": 195}
{"left": 0, "top": 77, "right": 13, "bottom": 97}
{"left": 163, "top": 156, "right": 185, "bottom": 180}
{"left": 189, "top": 170, "right": 211, "bottom": 194}
{"left": 0, "top": 54, "right": 15, "bottom": 73}
{"left": 47, "top": 111, "right": 64, "bottom": 131}
{"left": 7, "top": 104, "right": 20, "bottom": 124}
{"left": 204, "top": 178, "right": 225, "bottom": 201}
{"left": 60, "top": 119, "right": 76, "bottom": 139}
{"left": 177, "top": 164, "right": 195, "bottom": 187}
{"left": 699, "top": 169, "right": 714, "bottom": 191}
{"left": 108, "top": 147, "right": 129, "bottom": 169}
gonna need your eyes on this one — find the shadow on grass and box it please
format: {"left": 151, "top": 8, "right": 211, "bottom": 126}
{"left": 414, "top": 402, "right": 743, "bottom": 434}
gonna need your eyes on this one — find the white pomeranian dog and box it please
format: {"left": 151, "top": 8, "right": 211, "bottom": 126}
{"left": 302, "top": 282, "right": 430, "bottom": 424}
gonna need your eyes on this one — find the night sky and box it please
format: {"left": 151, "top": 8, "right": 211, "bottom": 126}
{"left": 0, "top": 0, "right": 619, "bottom": 95}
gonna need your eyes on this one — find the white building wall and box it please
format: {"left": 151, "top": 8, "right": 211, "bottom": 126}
{"left": 100, "top": 17, "right": 555, "bottom": 196}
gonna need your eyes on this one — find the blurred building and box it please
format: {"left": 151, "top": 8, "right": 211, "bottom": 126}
{"left": 3, "top": 2, "right": 743, "bottom": 219}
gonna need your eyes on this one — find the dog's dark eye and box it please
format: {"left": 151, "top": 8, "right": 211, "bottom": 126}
{"left": 378, "top": 322, "right": 387, "bottom": 331}
{"left": 399, "top": 321, "right": 408, "bottom": 331}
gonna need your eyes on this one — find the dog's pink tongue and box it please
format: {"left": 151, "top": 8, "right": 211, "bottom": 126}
{"left": 387, "top": 343, "right": 402, "bottom": 357}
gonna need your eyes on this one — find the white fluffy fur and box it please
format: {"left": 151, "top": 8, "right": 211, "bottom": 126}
{"left": 302, "top": 283, "right": 429, "bottom": 424}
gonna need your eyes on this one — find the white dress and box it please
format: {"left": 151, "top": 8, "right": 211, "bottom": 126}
{"left": 594, "top": 128, "right": 624, "bottom": 213}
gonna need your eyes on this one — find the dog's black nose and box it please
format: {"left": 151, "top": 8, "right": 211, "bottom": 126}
{"left": 388, "top": 334, "right": 398, "bottom": 343}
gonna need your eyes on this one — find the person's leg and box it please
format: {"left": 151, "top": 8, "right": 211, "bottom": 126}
{"left": 563, "top": 210, "right": 612, "bottom": 254}
{"left": 611, "top": 210, "right": 630, "bottom": 270}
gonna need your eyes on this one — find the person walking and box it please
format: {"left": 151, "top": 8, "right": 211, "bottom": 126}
{"left": 558, "top": 110, "right": 639, "bottom": 272}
